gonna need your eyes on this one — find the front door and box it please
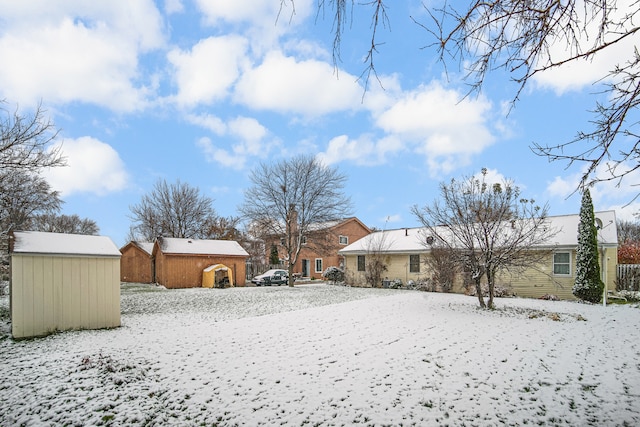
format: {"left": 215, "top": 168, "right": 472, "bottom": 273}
{"left": 302, "top": 259, "right": 310, "bottom": 278}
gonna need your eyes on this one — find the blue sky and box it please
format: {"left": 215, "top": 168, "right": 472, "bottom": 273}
{"left": 1, "top": 0, "right": 637, "bottom": 246}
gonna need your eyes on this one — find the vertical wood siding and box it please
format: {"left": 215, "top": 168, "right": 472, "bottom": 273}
{"left": 120, "top": 245, "right": 153, "bottom": 283}
{"left": 11, "top": 254, "right": 120, "bottom": 339}
{"left": 155, "top": 253, "right": 247, "bottom": 288}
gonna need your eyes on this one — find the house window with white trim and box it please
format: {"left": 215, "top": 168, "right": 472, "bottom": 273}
{"left": 339, "top": 235, "right": 348, "bottom": 245}
{"left": 553, "top": 252, "right": 571, "bottom": 275}
{"left": 315, "top": 258, "right": 323, "bottom": 273}
{"left": 409, "top": 254, "right": 420, "bottom": 273}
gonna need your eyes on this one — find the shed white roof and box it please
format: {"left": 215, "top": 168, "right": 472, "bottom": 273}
{"left": 133, "top": 241, "right": 154, "bottom": 255}
{"left": 339, "top": 211, "right": 617, "bottom": 255}
{"left": 156, "top": 237, "right": 249, "bottom": 257}
{"left": 11, "top": 231, "right": 121, "bottom": 257}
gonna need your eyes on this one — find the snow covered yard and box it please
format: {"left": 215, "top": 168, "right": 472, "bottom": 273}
{"left": 1, "top": 283, "right": 639, "bottom": 426}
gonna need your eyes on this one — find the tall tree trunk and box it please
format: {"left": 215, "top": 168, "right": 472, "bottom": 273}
{"left": 486, "top": 270, "right": 495, "bottom": 309}
{"left": 474, "top": 277, "right": 485, "bottom": 308}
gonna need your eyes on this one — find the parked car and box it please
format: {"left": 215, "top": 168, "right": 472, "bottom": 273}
{"left": 251, "top": 269, "right": 289, "bottom": 286}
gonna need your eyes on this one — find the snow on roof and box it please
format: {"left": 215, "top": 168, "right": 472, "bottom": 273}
{"left": 11, "top": 231, "right": 121, "bottom": 257}
{"left": 339, "top": 211, "right": 618, "bottom": 255}
{"left": 157, "top": 237, "right": 249, "bottom": 257}
{"left": 133, "top": 241, "right": 154, "bottom": 255}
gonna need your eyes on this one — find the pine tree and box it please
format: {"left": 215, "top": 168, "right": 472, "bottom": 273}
{"left": 572, "top": 188, "right": 604, "bottom": 303}
{"left": 269, "top": 244, "right": 280, "bottom": 265}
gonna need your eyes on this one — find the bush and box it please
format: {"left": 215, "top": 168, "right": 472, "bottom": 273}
{"left": 389, "top": 279, "right": 403, "bottom": 289}
{"left": 322, "top": 266, "right": 345, "bottom": 284}
{"left": 617, "top": 290, "right": 640, "bottom": 302}
{"left": 467, "top": 283, "right": 514, "bottom": 298}
{"left": 415, "top": 279, "right": 438, "bottom": 292}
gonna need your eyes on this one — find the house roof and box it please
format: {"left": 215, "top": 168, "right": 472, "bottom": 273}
{"left": 120, "top": 241, "right": 154, "bottom": 255}
{"left": 10, "top": 231, "right": 121, "bottom": 257}
{"left": 338, "top": 210, "right": 618, "bottom": 255}
{"left": 155, "top": 237, "right": 249, "bottom": 257}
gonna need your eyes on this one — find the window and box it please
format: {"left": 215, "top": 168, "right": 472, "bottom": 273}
{"left": 409, "top": 254, "right": 420, "bottom": 273}
{"left": 315, "top": 258, "right": 323, "bottom": 273}
{"left": 301, "top": 236, "right": 307, "bottom": 245}
{"left": 553, "top": 252, "right": 571, "bottom": 275}
{"left": 339, "top": 235, "right": 348, "bottom": 245}
{"left": 357, "top": 255, "right": 366, "bottom": 272}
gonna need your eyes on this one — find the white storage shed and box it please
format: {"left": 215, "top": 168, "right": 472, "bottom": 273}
{"left": 9, "top": 231, "right": 121, "bottom": 339}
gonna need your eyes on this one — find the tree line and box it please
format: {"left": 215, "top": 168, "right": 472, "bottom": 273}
{"left": 1, "top": 97, "right": 630, "bottom": 306}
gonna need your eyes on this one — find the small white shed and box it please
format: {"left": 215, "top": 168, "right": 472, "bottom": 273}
{"left": 9, "top": 231, "right": 121, "bottom": 339}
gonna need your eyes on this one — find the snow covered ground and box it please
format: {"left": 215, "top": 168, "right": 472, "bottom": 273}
{"left": 1, "top": 283, "right": 639, "bottom": 426}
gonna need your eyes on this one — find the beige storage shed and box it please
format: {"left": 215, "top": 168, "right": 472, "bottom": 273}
{"left": 9, "top": 231, "right": 121, "bottom": 339}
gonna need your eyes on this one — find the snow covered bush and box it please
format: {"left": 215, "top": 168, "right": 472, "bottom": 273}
{"left": 415, "top": 279, "right": 438, "bottom": 292}
{"left": 617, "top": 290, "right": 640, "bottom": 302}
{"left": 389, "top": 279, "right": 403, "bottom": 289}
{"left": 322, "top": 266, "right": 345, "bottom": 284}
{"left": 467, "top": 283, "right": 514, "bottom": 298}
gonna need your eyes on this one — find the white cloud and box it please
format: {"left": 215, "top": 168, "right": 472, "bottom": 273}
{"left": 532, "top": 1, "right": 637, "bottom": 94}
{"left": 546, "top": 161, "right": 640, "bottom": 219}
{"left": 168, "top": 35, "right": 249, "bottom": 107}
{"left": 234, "top": 51, "right": 364, "bottom": 116}
{"left": 164, "top": 0, "right": 184, "bottom": 14}
{"left": 475, "top": 168, "right": 507, "bottom": 185}
{"left": 194, "top": 0, "right": 313, "bottom": 55}
{"left": 376, "top": 82, "right": 495, "bottom": 175}
{"left": 186, "top": 113, "right": 226, "bottom": 134}
{"left": 0, "top": 1, "right": 164, "bottom": 111}
{"left": 195, "top": 116, "right": 275, "bottom": 169}
{"left": 194, "top": 0, "right": 313, "bottom": 32}
{"left": 317, "top": 135, "right": 403, "bottom": 166}
{"left": 44, "top": 137, "right": 128, "bottom": 196}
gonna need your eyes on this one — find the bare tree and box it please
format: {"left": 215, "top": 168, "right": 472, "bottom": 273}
{"left": 0, "top": 100, "right": 65, "bottom": 173}
{"left": 617, "top": 218, "right": 640, "bottom": 244}
{"left": 28, "top": 213, "right": 99, "bottom": 235}
{"left": 412, "top": 169, "right": 558, "bottom": 309}
{"left": 303, "top": 1, "right": 639, "bottom": 192}
{"left": 203, "top": 215, "right": 243, "bottom": 241}
{"left": 0, "top": 169, "right": 62, "bottom": 280}
{"left": 363, "top": 228, "right": 391, "bottom": 287}
{"left": 421, "top": 238, "right": 459, "bottom": 293}
{"left": 0, "top": 169, "right": 62, "bottom": 235}
{"left": 128, "top": 179, "right": 217, "bottom": 241}
{"left": 422, "top": 1, "right": 639, "bottom": 191}
{"left": 239, "top": 154, "right": 352, "bottom": 286}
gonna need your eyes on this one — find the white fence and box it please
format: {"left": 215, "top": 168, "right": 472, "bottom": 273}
{"left": 617, "top": 264, "right": 640, "bottom": 291}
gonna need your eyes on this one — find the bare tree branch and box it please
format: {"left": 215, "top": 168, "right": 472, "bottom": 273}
{"left": 412, "top": 168, "right": 558, "bottom": 309}
{"left": 0, "top": 100, "right": 65, "bottom": 173}
{"left": 128, "top": 179, "right": 218, "bottom": 241}
{"left": 239, "top": 154, "right": 352, "bottom": 286}
{"left": 418, "top": 0, "right": 640, "bottom": 192}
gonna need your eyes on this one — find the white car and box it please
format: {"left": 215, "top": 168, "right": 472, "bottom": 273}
{"left": 251, "top": 269, "right": 288, "bottom": 286}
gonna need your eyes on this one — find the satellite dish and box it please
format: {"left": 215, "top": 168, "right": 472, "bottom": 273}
{"left": 426, "top": 236, "right": 434, "bottom": 245}
{"left": 595, "top": 218, "right": 603, "bottom": 230}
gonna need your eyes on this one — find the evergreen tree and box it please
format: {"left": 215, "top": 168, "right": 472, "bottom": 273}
{"left": 269, "top": 244, "right": 280, "bottom": 265}
{"left": 573, "top": 189, "right": 604, "bottom": 303}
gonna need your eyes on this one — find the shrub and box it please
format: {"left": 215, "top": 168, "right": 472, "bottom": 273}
{"left": 322, "top": 266, "right": 345, "bottom": 284}
{"left": 467, "top": 283, "right": 514, "bottom": 298}
{"left": 389, "top": 279, "right": 403, "bottom": 289}
{"left": 415, "top": 279, "right": 438, "bottom": 292}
